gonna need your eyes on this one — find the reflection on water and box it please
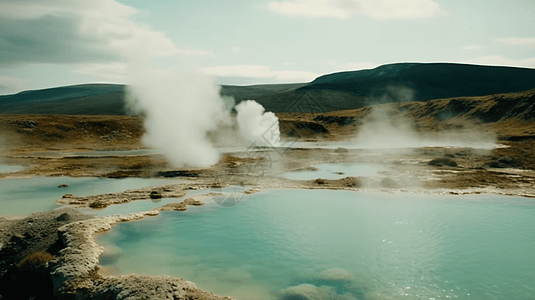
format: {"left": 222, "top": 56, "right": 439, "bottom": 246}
{"left": 284, "top": 163, "right": 387, "bottom": 180}
{"left": 0, "top": 177, "right": 178, "bottom": 217}
{"left": 96, "top": 190, "right": 535, "bottom": 299}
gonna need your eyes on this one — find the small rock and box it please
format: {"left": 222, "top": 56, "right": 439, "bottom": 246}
{"left": 244, "top": 188, "right": 260, "bottom": 195}
{"left": 89, "top": 201, "right": 110, "bottom": 209}
{"left": 159, "top": 202, "right": 187, "bottom": 211}
{"left": 150, "top": 191, "right": 163, "bottom": 199}
{"left": 56, "top": 213, "right": 73, "bottom": 222}
{"left": 58, "top": 184, "right": 69, "bottom": 188}
{"left": 428, "top": 157, "right": 458, "bottom": 167}
{"left": 334, "top": 147, "right": 348, "bottom": 153}
{"left": 144, "top": 211, "right": 159, "bottom": 216}
{"left": 315, "top": 178, "right": 326, "bottom": 185}
{"left": 183, "top": 197, "right": 204, "bottom": 206}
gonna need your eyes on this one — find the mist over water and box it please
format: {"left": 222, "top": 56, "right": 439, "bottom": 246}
{"left": 355, "top": 105, "right": 497, "bottom": 150}
{"left": 354, "top": 86, "right": 498, "bottom": 150}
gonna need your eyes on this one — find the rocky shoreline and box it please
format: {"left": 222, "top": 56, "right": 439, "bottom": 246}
{"left": 2, "top": 141, "right": 535, "bottom": 299}
{"left": 0, "top": 206, "right": 235, "bottom": 299}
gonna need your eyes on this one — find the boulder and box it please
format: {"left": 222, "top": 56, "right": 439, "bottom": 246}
{"left": 428, "top": 157, "right": 458, "bottom": 167}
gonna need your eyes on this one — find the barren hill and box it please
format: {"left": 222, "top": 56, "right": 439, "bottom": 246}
{"left": 1, "top": 63, "right": 534, "bottom": 115}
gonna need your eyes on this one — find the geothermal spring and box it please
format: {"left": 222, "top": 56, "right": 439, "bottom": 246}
{"left": 1, "top": 66, "right": 534, "bottom": 300}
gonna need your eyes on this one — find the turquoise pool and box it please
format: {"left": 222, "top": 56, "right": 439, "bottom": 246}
{"left": 0, "top": 177, "right": 178, "bottom": 217}
{"left": 96, "top": 189, "right": 535, "bottom": 299}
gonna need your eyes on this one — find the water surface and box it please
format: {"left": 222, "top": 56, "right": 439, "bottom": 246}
{"left": 0, "top": 177, "right": 178, "bottom": 217}
{"left": 96, "top": 190, "right": 535, "bottom": 300}
{"left": 284, "top": 163, "right": 387, "bottom": 180}
{"left": 0, "top": 165, "right": 25, "bottom": 173}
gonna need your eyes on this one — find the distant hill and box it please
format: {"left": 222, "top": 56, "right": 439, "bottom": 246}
{"left": 238, "top": 63, "right": 535, "bottom": 112}
{"left": 0, "top": 84, "right": 127, "bottom": 115}
{"left": 1, "top": 63, "right": 534, "bottom": 115}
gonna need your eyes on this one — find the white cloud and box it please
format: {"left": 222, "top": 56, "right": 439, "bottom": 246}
{"left": 269, "top": 0, "right": 353, "bottom": 19}
{"left": 328, "top": 61, "right": 380, "bottom": 71}
{"left": 0, "top": 76, "right": 27, "bottom": 92}
{"left": 74, "top": 62, "right": 129, "bottom": 82}
{"left": 466, "top": 55, "right": 535, "bottom": 69}
{"left": 0, "top": 0, "right": 211, "bottom": 67}
{"left": 496, "top": 37, "right": 535, "bottom": 47}
{"left": 202, "top": 65, "right": 318, "bottom": 82}
{"left": 268, "top": 0, "right": 442, "bottom": 20}
{"left": 461, "top": 45, "right": 487, "bottom": 51}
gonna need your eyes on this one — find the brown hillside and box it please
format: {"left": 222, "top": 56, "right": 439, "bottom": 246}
{"left": 277, "top": 89, "right": 535, "bottom": 141}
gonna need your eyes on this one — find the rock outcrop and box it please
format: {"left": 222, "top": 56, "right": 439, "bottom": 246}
{"left": 50, "top": 211, "right": 234, "bottom": 299}
{"left": 56, "top": 185, "right": 187, "bottom": 208}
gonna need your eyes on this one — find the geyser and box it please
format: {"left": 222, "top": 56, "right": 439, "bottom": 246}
{"left": 126, "top": 65, "right": 230, "bottom": 168}
{"left": 235, "top": 100, "right": 280, "bottom": 147}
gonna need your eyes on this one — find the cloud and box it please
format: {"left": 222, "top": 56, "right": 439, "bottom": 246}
{"left": 268, "top": 0, "right": 442, "bottom": 20}
{"left": 0, "top": 76, "right": 27, "bottom": 92}
{"left": 269, "top": 0, "right": 354, "bottom": 19}
{"left": 74, "top": 62, "right": 129, "bottom": 82}
{"left": 466, "top": 55, "right": 535, "bottom": 69}
{"left": 202, "top": 65, "right": 318, "bottom": 82}
{"left": 496, "top": 37, "right": 535, "bottom": 47}
{"left": 0, "top": 0, "right": 211, "bottom": 67}
{"left": 328, "top": 60, "right": 379, "bottom": 71}
{"left": 462, "top": 45, "right": 487, "bottom": 51}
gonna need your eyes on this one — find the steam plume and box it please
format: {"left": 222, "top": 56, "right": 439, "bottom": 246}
{"left": 126, "top": 63, "right": 230, "bottom": 167}
{"left": 235, "top": 100, "right": 281, "bottom": 147}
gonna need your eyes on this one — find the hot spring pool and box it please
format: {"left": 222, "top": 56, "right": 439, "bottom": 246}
{"left": 0, "top": 177, "right": 178, "bottom": 217}
{"left": 284, "top": 163, "right": 387, "bottom": 180}
{"left": 96, "top": 190, "right": 535, "bottom": 300}
{"left": 0, "top": 165, "right": 25, "bottom": 173}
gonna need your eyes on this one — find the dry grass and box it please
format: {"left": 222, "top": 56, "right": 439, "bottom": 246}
{"left": 18, "top": 251, "right": 54, "bottom": 269}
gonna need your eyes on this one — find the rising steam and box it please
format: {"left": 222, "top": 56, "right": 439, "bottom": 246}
{"left": 235, "top": 100, "right": 281, "bottom": 147}
{"left": 126, "top": 63, "right": 230, "bottom": 167}
{"left": 355, "top": 105, "right": 497, "bottom": 150}
{"left": 125, "top": 55, "right": 281, "bottom": 167}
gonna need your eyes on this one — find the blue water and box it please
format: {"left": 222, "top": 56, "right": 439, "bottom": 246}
{"left": 96, "top": 190, "right": 535, "bottom": 300}
{"left": 0, "top": 165, "right": 25, "bottom": 173}
{"left": 0, "top": 177, "right": 178, "bottom": 217}
{"left": 79, "top": 187, "right": 242, "bottom": 217}
{"left": 284, "top": 163, "right": 387, "bottom": 180}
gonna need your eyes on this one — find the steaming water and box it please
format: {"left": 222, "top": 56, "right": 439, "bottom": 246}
{"left": 284, "top": 163, "right": 387, "bottom": 180}
{"left": 96, "top": 190, "right": 535, "bottom": 300}
{"left": 289, "top": 141, "right": 498, "bottom": 150}
{"left": 0, "top": 177, "right": 177, "bottom": 217}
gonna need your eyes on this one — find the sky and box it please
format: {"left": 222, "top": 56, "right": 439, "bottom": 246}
{"left": 0, "top": 0, "right": 534, "bottom": 95}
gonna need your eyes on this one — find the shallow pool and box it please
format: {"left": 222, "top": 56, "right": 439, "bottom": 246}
{"left": 0, "top": 177, "right": 178, "bottom": 217}
{"left": 0, "top": 165, "right": 25, "bottom": 173}
{"left": 96, "top": 190, "right": 535, "bottom": 300}
{"left": 284, "top": 163, "right": 387, "bottom": 180}
{"left": 79, "top": 187, "right": 242, "bottom": 217}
